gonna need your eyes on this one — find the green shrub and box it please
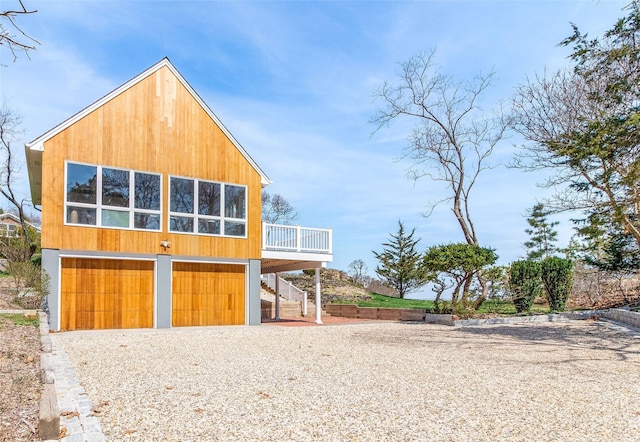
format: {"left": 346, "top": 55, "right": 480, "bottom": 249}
{"left": 432, "top": 299, "right": 451, "bottom": 314}
{"left": 541, "top": 257, "right": 573, "bottom": 312}
{"left": 7, "top": 262, "right": 50, "bottom": 310}
{"left": 30, "top": 253, "right": 42, "bottom": 266}
{"left": 509, "top": 260, "right": 542, "bottom": 313}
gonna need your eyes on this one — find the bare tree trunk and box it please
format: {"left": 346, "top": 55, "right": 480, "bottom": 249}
{"left": 472, "top": 272, "right": 489, "bottom": 310}
{"left": 460, "top": 274, "right": 473, "bottom": 308}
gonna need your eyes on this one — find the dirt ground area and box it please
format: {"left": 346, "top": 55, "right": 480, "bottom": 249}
{"left": 0, "top": 285, "right": 41, "bottom": 441}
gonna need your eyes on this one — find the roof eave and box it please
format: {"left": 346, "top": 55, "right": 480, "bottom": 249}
{"left": 25, "top": 145, "right": 42, "bottom": 206}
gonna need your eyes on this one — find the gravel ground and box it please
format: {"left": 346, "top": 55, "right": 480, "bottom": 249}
{"left": 57, "top": 321, "right": 640, "bottom": 441}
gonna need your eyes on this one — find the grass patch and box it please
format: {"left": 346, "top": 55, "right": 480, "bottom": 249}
{"left": 341, "top": 293, "right": 435, "bottom": 309}
{"left": 0, "top": 313, "right": 39, "bottom": 327}
{"left": 476, "top": 301, "right": 550, "bottom": 315}
{"left": 339, "top": 294, "right": 552, "bottom": 315}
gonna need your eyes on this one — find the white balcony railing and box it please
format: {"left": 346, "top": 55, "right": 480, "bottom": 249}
{"left": 262, "top": 222, "right": 332, "bottom": 255}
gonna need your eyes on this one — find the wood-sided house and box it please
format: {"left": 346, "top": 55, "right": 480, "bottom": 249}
{"left": 25, "top": 58, "right": 332, "bottom": 331}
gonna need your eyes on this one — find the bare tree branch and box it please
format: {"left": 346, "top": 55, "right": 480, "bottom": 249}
{"left": 510, "top": 2, "right": 640, "bottom": 250}
{"left": 1, "top": 1, "right": 39, "bottom": 61}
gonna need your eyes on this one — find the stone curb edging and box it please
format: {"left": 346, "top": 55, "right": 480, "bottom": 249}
{"left": 601, "top": 308, "right": 640, "bottom": 329}
{"left": 424, "top": 313, "right": 456, "bottom": 326}
{"left": 35, "top": 311, "right": 107, "bottom": 442}
{"left": 448, "top": 308, "right": 640, "bottom": 330}
{"left": 453, "top": 310, "right": 608, "bottom": 327}
{"left": 38, "top": 311, "right": 60, "bottom": 441}
{"left": 326, "top": 304, "right": 640, "bottom": 330}
{"left": 49, "top": 337, "right": 107, "bottom": 442}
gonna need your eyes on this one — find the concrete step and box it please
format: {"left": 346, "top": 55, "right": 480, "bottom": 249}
{"left": 261, "top": 282, "right": 276, "bottom": 295}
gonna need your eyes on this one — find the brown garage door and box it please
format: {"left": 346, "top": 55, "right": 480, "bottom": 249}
{"left": 61, "top": 258, "right": 154, "bottom": 330}
{"left": 172, "top": 262, "right": 245, "bottom": 326}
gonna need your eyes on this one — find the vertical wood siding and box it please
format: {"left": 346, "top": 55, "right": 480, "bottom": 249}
{"left": 172, "top": 262, "right": 245, "bottom": 326}
{"left": 41, "top": 66, "right": 262, "bottom": 259}
{"left": 61, "top": 258, "right": 154, "bottom": 330}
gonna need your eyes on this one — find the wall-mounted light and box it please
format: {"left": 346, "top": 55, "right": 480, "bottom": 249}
{"left": 160, "top": 240, "right": 171, "bottom": 251}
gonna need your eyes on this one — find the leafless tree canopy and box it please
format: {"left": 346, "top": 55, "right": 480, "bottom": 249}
{"left": 0, "top": 104, "right": 33, "bottom": 246}
{"left": 261, "top": 191, "right": 299, "bottom": 225}
{"left": 347, "top": 259, "right": 368, "bottom": 284}
{"left": 1, "top": 1, "right": 38, "bottom": 61}
{"left": 510, "top": 5, "right": 640, "bottom": 249}
{"left": 511, "top": 61, "right": 640, "bottom": 244}
{"left": 371, "top": 50, "right": 509, "bottom": 246}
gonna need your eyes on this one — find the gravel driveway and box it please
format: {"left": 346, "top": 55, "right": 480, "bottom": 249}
{"left": 56, "top": 321, "right": 640, "bottom": 441}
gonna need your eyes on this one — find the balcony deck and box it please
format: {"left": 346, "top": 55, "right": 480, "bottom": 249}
{"left": 261, "top": 223, "right": 333, "bottom": 273}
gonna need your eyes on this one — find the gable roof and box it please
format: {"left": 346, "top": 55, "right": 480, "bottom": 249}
{"left": 25, "top": 57, "right": 271, "bottom": 205}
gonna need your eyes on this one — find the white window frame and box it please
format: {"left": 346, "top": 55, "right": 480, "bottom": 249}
{"left": 168, "top": 174, "right": 248, "bottom": 238}
{"left": 64, "top": 161, "right": 162, "bottom": 232}
{"left": 1, "top": 224, "right": 18, "bottom": 237}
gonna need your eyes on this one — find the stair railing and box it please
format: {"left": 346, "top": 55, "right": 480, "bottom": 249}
{"left": 261, "top": 274, "right": 308, "bottom": 316}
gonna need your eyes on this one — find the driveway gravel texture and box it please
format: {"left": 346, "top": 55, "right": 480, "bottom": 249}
{"left": 56, "top": 321, "right": 640, "bottom": 441}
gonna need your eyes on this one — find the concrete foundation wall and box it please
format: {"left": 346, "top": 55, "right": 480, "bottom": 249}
{"left": 247, "top": 259, "right": 261, "bottom": 325}
{"left": 41, "top": 249, "right": 59, "bottom": 331}
{"left": 156, "top": 255, "right": 172, "bottom": 328}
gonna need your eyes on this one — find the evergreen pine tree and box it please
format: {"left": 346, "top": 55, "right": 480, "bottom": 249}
{"left": 372, "top": 221, "right": 429, "bottom": 298}
{"left": 524, "top": 203, "right": 559, "bottom": 261}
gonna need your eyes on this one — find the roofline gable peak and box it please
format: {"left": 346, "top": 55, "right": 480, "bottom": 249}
{"left": 25, "top": 58, "right": 271, "bottom": 186}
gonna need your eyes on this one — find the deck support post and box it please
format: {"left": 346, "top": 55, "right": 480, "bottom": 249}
{"left": 315, "top": 268, "right": 323, "bottom": 324}
{"left": 302, "top": 292, "right": 308, "bottom": 317}
{"left": 274, "top": 272, "right": 281, "bottom": 321}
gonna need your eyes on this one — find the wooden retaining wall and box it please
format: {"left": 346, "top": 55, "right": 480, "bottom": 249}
{"left": 324, "top": 304, "right": 429, "bottom": 322}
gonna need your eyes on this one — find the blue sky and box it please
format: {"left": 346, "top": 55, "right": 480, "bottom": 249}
{"left": 0, "top": 0, "right": 630, "bottom": 289}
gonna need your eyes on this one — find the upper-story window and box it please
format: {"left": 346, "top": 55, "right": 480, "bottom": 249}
{"left": 65, "top": 162, "right": 161, "bottom": 231}
{"left": 169, "top": 176, "right": 246, "bottom": 237}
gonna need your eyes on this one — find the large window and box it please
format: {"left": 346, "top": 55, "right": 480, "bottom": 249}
{"left": 169, "top": 176, "right": 246, "bottom": 237}
{"left": 65, "top": 162, "right": 161, "bottom": 231}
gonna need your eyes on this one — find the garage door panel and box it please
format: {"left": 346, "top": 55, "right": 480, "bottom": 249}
{"left": 78, "top": 292, "right": 94, "bottom": 313}
{"left": 65, "top": 308, "right": 77, "bottom": 330}
{"left": 61, "top": 258, "right": 154, "bottom": 331}
{"left": 75, "top": 311, "right": 93, "bottom": 330}
{"left": 103, "top": 292, "right": 115, "bottom": 313}
{"left": 93, "top": 293, "right": 105, "bottom": 313}
{"left": 172, "top": 263, "right": 245, "bottom": 327}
